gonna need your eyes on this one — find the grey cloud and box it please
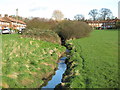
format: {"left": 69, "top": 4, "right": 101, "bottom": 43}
{"left": 29, "top": 7, "right": 47, "bottom": 12}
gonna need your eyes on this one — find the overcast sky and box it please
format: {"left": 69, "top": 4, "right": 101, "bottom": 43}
{"left": 0, "top": 0, "right": 119, "bottom": 19}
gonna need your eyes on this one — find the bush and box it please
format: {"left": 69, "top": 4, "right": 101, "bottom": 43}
{"left": 116, "top": 21, "right": 120, "bottom": 29}
{"left": 53, "top": 20, "right": 92, "bottom": 40}
{"left": 22, "top": 28, "right": 61, "bottom": 44}
{"left": 26, "top": 18, "right": 57, "bottom": 30}
{"left": 24, "top": 18, "right": 92, "bottom": 43}
{"left": 22, "top": 17, "right": 61, "bottom": 44}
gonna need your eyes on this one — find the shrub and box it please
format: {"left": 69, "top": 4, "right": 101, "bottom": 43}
{"left": 53, "top": 20, "right": 92, "bottom": 40}
{"left": 26, "top": 18, "right": 58, "bottom": 30}
{"left": 22, "top": 17, "right": 61, "bottom": 44}
{"left": 116, "top": 21, "right": 120, "bottom": 29}
{"left": 22, "top": 28, "right": 61, "bottom": 44}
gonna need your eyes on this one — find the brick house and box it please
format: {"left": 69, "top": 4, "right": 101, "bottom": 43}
{"left": 0, "top": 15, "right": 10, "bottom": 29}
{"left": 86, "top": 19, "right": 120, "bottom": 29}
{"left": 0, "top": 14, "right": 26, "bottom": 30}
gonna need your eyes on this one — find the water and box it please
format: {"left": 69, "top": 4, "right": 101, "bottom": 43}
{"left": 41, "top": 57, "right": 67, "bottom": 89}
{"left": 66, "top": 49, "right": 70, "bottom": 53}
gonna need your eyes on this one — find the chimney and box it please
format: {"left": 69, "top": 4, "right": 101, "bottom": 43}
{"left": 4, "top": 14, "right": 8, "bottom": 17}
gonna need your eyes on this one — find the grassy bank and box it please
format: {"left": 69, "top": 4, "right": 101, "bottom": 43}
{"left": 62, "top": 30, "right": 118, "bottom": 88}
{"left": 0, "top": 35, "right": 2, "bottom": 88}
{"left": 1, "top": 34, "right": 65, "bottom": 88}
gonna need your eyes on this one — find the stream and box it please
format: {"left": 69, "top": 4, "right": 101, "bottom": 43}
{"left": 41, "top": 54, "right": 68, "bottom": 89}
{"left": 41, "top": 38, "right": 71, "bottom": 89}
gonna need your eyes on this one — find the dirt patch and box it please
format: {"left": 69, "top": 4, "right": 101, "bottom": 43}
{"left": 41, "top": 62, "right": 55, "bottom": 69}
{"left": 7, "top": 73, "right": 19, "bottom": 79}
{"left": 21, "top": 78, "right": 34, "bottom": 86}
{"left": 2, "top": 82, "right": 9, "bottom": 88}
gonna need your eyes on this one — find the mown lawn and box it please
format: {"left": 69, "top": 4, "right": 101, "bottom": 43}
{"left": 1, "top": 34, "right": 65, "bottom": 88}
{"left": 63, "top": 30, "right": 118, "bottom": 88}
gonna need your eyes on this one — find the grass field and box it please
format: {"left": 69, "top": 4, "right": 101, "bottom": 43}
{"left": 63, "top": 30, "right": 118, "bottom": 88}
{"left": 1, "top": 34, "right": 65, "bottom": 88}
{"left": 0, "top": 35, "right": 2, "bottom": 88}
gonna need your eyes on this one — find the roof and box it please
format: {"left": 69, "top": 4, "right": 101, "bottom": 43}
{"left": 0, "top": 18, "right": 9, "bottom": 22}
{"left": 1, "top": 16, "right": 26, "bottom": 24}
{"left": 17, "top": 20, "right": 26, "bottom": 24}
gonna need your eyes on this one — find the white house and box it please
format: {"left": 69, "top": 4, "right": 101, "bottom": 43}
{"left": 0, "top": 14, "right": 26, "bottom": 30}
{"left": 86, "top": 19, "right": 120, "bottom": 29}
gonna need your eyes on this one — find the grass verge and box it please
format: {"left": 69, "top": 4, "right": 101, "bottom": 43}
{"left": 0, "top": 35, "right": 2, "bottom": 89}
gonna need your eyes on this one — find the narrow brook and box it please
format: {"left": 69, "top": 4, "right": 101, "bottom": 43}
{"left": 41, "top": 57, "right": 67, "bottom": 89}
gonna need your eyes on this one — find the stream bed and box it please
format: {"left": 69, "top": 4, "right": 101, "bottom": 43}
{"left": 41, "top": 57, "right": 67, "bottom": 89}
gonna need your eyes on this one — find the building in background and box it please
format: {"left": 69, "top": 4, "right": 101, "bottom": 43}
{"left": 86, "top": 19, "right": 120, "bottom": 29}
{"left": 0, "top": 14, "right": 10, "bottom": 29}
{"left": 118, "top": 1, "right": 120, "bottom": 19}
{"left": 0, "top": 14, "right": 26, "bottom": 30}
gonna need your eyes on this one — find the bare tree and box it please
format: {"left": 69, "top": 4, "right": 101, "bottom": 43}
{"left": 99, "top": 8, "right": 112, "bottom": 20}
{"left": 88, "top": 9, "right": 98, "bottom": 21}
{"left": 74, "top": 14, "right": 85, "bottom": 21}
{"left": 52, "top": 10, "right": 64, "bottom": 21}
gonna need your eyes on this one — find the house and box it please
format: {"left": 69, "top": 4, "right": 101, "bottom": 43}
{"left": 0, "top": 14, "right": 26, "bottom": 30}
{"left": 86, "top": 19, "right": 120, "bottom": 29}
{"left": 0, "top": 15, "right": 10, "bottom": 29}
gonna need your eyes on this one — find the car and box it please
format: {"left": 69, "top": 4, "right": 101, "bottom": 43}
{"left": 18, "top": 28, "right": 25, "bottom": 34}
{"left": 2, "top": 29, "right": 11, "bottom": 34}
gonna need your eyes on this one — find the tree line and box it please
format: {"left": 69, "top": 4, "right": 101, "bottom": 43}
{"left": 10, "top": 8, "right": 116, "bottom": 22}
{"left": 52, "top": 8, "right": 116, "bottom": 21}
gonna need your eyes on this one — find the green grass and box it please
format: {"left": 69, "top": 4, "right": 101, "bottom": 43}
{"left": 63, "top": 29, "right": 118, "bottom": 88}
{"left": 1, "top": 34, "right": 65, "bottom": 88}
{"left": 0, "top": 35, "right": 2, "bottom": 89}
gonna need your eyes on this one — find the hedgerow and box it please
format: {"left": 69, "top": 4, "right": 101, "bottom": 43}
{"left": 23, "top": 18, "right": 61, "bottom": 44}
{"left": 24, "top": 18, "right": 92, "bottom": 44}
